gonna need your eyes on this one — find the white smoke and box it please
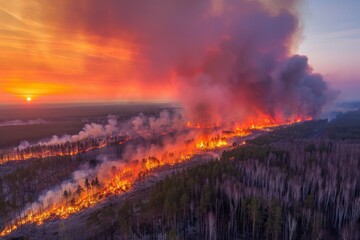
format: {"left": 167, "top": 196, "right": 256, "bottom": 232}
{"left": 17, "top": 110, "right": 184, "bottom": 149}
{"left": 0, "top": 119, "right": 48, "bottom": 127}
{"left": 38, "top": 115, "right": 119, "bottom": 146}
{"left": 19, "top": 110, "right": 219, "bottom": 222}
{"left": 124, "top": 110, "right": 183, "bottom": 136}
{"left": 18, "top": 140, "right": 31, "bottom": 150}
{"left": 25, "top": 155, "right": 122, "bottom": 213}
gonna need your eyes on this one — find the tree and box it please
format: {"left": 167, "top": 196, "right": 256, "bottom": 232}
{"left": 287, "top": 214, "right": 297, "bottom": 240}
{"left": 180, "top": 193, "right": 190, "bottom": 215}
{"left": 200, "top": 185, "right": 212, "bottom": 214}
{"left": 167, "top": 228, "right": 177, "bottom": 240}
{"left": 63, "top": 190, "right": 70, "bottom": 199}
{"left": 118, "top": 201, "right": 132, "bottom": 236}
{"left": 76, "top": 185, "right": 84, "bottom": 195}
{"left": 248, "top": 198, "right": 260, "bottom": 239}
{"left": 91, "top": 177, "right": 100, "bottom": 188}
{"left": 85, "top": 178, "right": 90, "bottom": 190}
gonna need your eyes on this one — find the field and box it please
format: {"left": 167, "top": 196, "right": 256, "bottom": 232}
{"left": 0, "top": 103, "right": 171, "bottom": 148}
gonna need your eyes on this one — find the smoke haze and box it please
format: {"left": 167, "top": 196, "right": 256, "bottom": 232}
{"left": 35, "top": 0, "right": 336, "bottom": 123}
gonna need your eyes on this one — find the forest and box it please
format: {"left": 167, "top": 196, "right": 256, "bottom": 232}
{"left": 85, "top": 111, "right": 360, "bottom": 240}
{"left": 1, "top": 110, "right": 360, "bottom": 239}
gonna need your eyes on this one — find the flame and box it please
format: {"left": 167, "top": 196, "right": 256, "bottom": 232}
{"left": 196, "top": 137, "right": 228, "bottom": 150}
{"left": 0, "top": 143, "right": 196, "bottom": 236}
{"left": 0, "top": 116, "right": 312, "bottom": 236}
{"left": 0, "top": 138, "right": 130, "bottom": 164}
{"left": 0, "top": 115, "right": 311, "bottom": 164}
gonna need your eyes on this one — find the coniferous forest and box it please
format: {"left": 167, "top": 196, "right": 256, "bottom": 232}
{"left": 85, "top": 112, "right": 360, "bottom": 240}
{"left": 2, "top": 111, "right": 360, "bottom": 239}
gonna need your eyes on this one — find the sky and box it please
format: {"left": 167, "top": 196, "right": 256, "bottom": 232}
{"left": 0, "top": 0, "right": 359, "bottom": 104}
{"left": 0, "top": 1, "right": 173, "bottom": 104}
{"left": 299, "top": 0, "right": 360, "bottom": 100}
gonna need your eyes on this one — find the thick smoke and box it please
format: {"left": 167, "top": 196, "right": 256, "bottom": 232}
{"left": 121, "top": 110, "right": 183, "bottom": 136}
{"left": 40, "top": 0, "right": 337, "bottom": 124}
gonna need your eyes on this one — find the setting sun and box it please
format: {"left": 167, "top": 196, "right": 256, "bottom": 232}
{"left": 0, "top": 1, "right": 359, "bottom": 239}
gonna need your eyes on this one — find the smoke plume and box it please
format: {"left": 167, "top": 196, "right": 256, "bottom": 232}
{"left": 38, "top": 0, "right": 337, "bottom": 124}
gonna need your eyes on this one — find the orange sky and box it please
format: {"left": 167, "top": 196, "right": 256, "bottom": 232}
{"left": 0, "top": 1, "right": 175, "bottom": 104}
{"left": 1, "top": 1, "right": 357, "bottom": 106}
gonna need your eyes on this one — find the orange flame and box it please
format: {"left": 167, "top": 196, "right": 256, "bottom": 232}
{"left": 0, "top": 116, "right": 312, "bottom": 236}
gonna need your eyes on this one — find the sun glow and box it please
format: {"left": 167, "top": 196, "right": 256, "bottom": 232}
{"left": 26, "top": 97, "right": 32, "bottom": 102}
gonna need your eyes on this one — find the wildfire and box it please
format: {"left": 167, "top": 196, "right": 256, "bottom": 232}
{"left": 196, "top": 137, "right": 228, "bottom": 150}
{"left": 0, "top": 138, "right": 130, "bottom": 164}
{"left": 0, "top": 116, "right": 312, "bottom": 236}
{"left": 0, "top": 144, "right": 195, "bottom": 237}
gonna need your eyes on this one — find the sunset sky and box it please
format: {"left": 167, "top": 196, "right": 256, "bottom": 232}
{"left": 0, "top": 1, "right": 176, "bottom": 104}
{"left": 0, "top": 0, "right": 359, "bottom": 104}
{"left": 299, "top": 0, "right": 360, "bottom": 101}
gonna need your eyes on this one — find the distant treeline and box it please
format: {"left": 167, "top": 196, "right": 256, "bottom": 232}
{"left": 0, "top": 136, "right": 128, "bottom": 164}
{"left": 248, "top": 110, "right": 360, "bottom": 144}
{"left": 324, "top": 110, "right": 360, "bottom": 139}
